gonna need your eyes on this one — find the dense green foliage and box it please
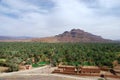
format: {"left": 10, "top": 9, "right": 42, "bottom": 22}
{"left": 0, "top": 42, "right": 120, "bottom": 72}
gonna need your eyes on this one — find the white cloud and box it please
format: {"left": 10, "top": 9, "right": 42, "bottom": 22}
{"left": 2, "top": 0, "right": 38, "bottom": 10}
{"left": 0, "top": 0, "right": 120, "bottom": 39}
{"left": 99, "top": 0, "right": 120, "bottom": 9}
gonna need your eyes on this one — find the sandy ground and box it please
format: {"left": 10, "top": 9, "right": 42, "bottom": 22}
{"left": 0, "top": 65, "right": 119, "bottom": 80}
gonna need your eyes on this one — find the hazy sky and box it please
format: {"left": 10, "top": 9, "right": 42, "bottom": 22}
{"left": 0, "top": 0, "right": 120, "bottom": 40}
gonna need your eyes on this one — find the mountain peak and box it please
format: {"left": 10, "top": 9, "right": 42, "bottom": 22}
{"left": 71, "top": 29, "right": 84, "bottom": 32}
{"left": 55, "top": 29, "right": 111, "bottom": 42}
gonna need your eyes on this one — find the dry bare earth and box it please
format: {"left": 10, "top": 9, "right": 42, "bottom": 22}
{"left": 0, "top": 65, "right": 119, "bottom": 80}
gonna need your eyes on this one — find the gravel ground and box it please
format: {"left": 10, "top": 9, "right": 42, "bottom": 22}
{"left": 0, "top": 75, "right": 74, "bottom": 80}
{"left": 1, "top": 75, "right": 120, "bottom": 80}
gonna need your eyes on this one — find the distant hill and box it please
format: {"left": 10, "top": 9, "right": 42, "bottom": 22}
{"left": 114, "top": 40, "right": 120, "bottom": 43}
{"left": 0, "top": 36, "right": 32, "bottom": 42}
{"left": 0, "top": 36, "right": 32, "bottom": 40}
{"left": 32, "top": 29, "right": 112, "bottom": 43}
{"left": 0, "top": 36, "right": 13, "bottom": 40}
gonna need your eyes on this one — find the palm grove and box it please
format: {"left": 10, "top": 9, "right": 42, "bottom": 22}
{"left": 0, "top": 42, "right": 120, "bottom": 72}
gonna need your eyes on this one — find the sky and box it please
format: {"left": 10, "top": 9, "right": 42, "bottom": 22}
{"left": 0, "top": 0, "right": 120, "bottom": 40}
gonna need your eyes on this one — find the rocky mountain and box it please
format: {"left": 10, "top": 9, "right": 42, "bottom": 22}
{"left": 55, "top": 29, "right": 111, "bottom": 42}
{"left": 32, "top": 29, "right": 111, "bottom": 43}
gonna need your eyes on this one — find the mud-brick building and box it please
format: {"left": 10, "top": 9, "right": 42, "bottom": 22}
{"left": 19, "top": 65, "right": 32, "bottom": 70}
{"left": 81, "top": 66, "right": 100, "bottom": 74}
{"left": 19, "top": 61, "right": 32, "bottom": 71}
{"left": 53, "top": 65, "right": 76, "bottom": 74}
{"left": 114, "top": 65, "right": 120, "bottom": 74}
{"left": 53, "top": 65, "right": 101, "bottom": 75}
